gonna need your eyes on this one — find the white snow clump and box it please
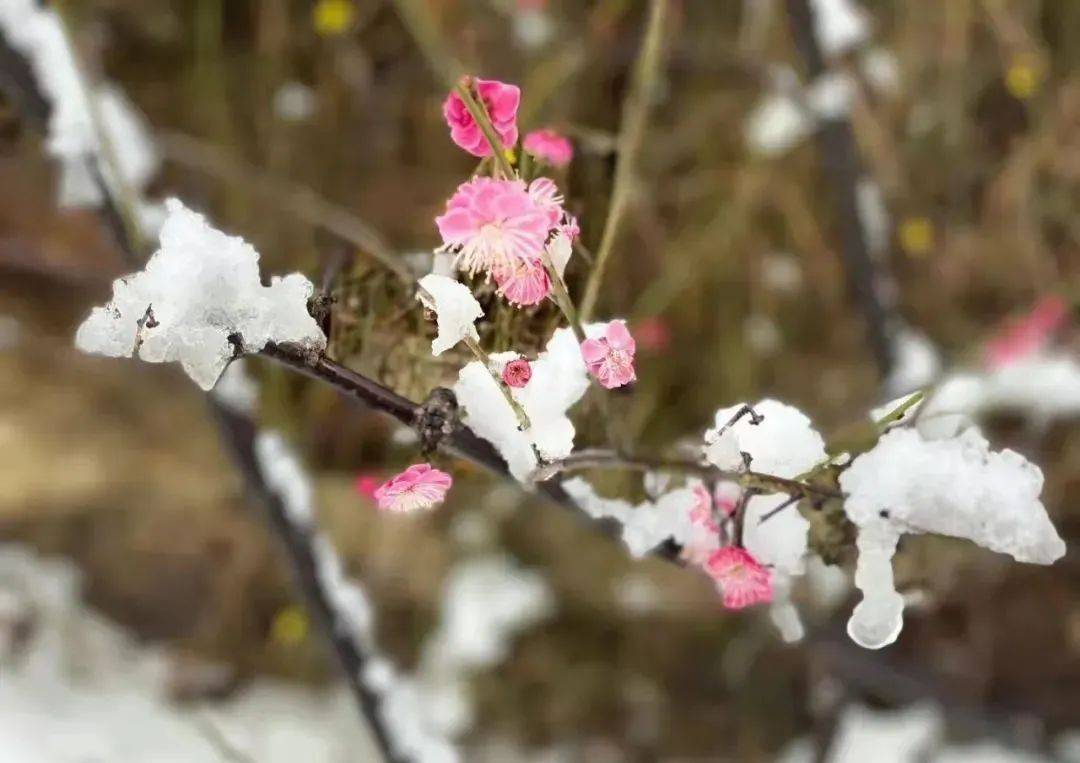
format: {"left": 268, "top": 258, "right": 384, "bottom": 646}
{"left": 75, "top": 199, "right": 326, "bottom": 390}
{"left": 417, "top": 274, "right": 484, "bottom": 356}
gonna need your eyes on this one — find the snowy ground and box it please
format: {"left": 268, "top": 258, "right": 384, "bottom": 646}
{"left": 0, "top": 544, "right": 379, "bottom": 762}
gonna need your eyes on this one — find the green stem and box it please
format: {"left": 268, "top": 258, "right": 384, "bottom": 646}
{"left": 579, "top": 0, "right": 670, "bottom": 321}
{"left": 462, "top": 335, "right": 532, "bottom": 431}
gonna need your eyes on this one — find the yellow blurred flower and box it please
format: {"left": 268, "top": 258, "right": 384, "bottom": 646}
{"left": 313, "top": 0, "right": 356, "bottom": 37}
{"left": 1005, "top": 54, "right": 1043, "bottom": 101}
{"left": 503, "top": 147, "right": 517, "bottom": 166}
{"left": 270, "top": 605, "right": 309, "bottom": 647}
{"left": 899, "top": 217, "right": 934, "bottom": 258}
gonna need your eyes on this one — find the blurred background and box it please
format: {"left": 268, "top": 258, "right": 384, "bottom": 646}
{"left": 1, "top": 0, "right": 1080, "bottom": 760}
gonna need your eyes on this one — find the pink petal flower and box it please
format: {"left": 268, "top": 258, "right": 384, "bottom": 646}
{"left": 580, "top": 320, "right": 637, "bottom": 388}
{"left": 435, "top": 177, "right": 552, "bottom": 278}
{"left": 354, "top": 475, "right": 380, "bottom": 501}
{"left": 705, "top": 546, "right": 773, "bottom": 610}
{"left": 523, "top": 128, "right": 574, "bottom": 168}
{"left": 689, "top": 484, "right": 719, "bottom": 533}
{"left": 502, "top": 358, "right": 533, "bottom": 388}
{"left": 526, "top": 177, "right": 566, "bottom": 229}
{"left": 495, "top": 256, "right": 551, "bottom": 306}
{"left": 442, "top": 77, "right": 520, "bottom": 157}
{"left": 373, "top": 463, "right": 452, "bottom": 513}
{"left": 984, "top": 295, "right": 1070, "bottom": 369}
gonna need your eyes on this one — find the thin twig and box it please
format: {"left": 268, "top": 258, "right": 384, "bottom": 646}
{"left": 579, "top": 0, "right": 671, "bottom": 321}
{"left": 527, "top": 447, "right": 841, "bottom": 501}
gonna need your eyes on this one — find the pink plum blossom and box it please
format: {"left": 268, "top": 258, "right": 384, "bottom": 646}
{"left": 527, "top": 177, "right": 566, "bottom": 229}
{"left": 495, "top": 255, "right": 551, "bottom": 305}
{"left": 373, "top": 463, "right": 452, "bottom": 513}
{"left": 523, "top": 128, "right": 574, "bottom": 168}
{"left": 435, "top": 177, "right": 552, "bottom": 278}
{"left": 502, "top": 358, "right": 533, "bottom": 388}
{"left": 984, "top": 295, "right": 1069, "bottom": 369}
{"left": 705, "top": 546, "right": 773, "bottom": 610}
{"left": 442, "top": 77, "right": 520, "bottom": 157}
{"left": 354, "top": 475, "right": 380, "bottom": 502}
{"left": 580, "top": 320, "right": 637, "bottom": 389}
{"left": 689, "top": 484, "right": 719, "bottom": 533}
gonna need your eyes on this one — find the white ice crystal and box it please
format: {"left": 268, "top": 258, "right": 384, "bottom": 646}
{"left": 809, "top": 0, "right": 871, "bottom": 58}
{"left": 417, "top": 274, "right": 484, "bottom": 356}
{"left": 743, "top": 494, "right": 812, "bottom": 576}
{"left": 705, "top": 399, "right": 827, "bottom": 479}
{"left": 453, "top": 326, "right": 589, "bottom": 481}
{"left": 563, "top": 478, "right": 700, "bottom": 558}
{"left": 840, "top": 427, "right": 1066, "bottom": 648}
{"left": 846, "top": 519, "right": 904, "bottom": 649}
{"left": 703, "top": 426, "right": 743, "bottom": 472}
{"left": 75, "top": 199, "right": 326, "bottom": 390}
{"left": 843, "top": 427, "right": 1065, "bottom": 564}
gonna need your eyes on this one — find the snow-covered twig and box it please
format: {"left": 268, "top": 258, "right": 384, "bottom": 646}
{"left": 210, "top": 404, "right": 405, "bottom": 763}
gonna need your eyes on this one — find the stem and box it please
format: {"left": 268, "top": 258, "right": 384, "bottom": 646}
{"left": 254, "top": 344, "right": 644, "bottom": 554}
{"left": 542, "top": 259, "right": 586, "bottom": 343}
{"left": 579, "top": 0, "right": 670, "bottom": 321}
{"left": 529, "top": 448, "right": 841, "bottom": 501}
{"left": 462, "top": 335, "right": 532, "bottom": 431}
{"left": 874, "top": 390, "right": 925, "bottom": 431}
{"left": 454, "top": 80, "right": 516, "bottom": 178}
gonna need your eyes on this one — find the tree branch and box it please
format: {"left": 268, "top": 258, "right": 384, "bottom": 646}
{"left": 784, "top": 0, "right": 899, "bottom": 379}
{"left": 208, "top": 400, "right": 401, "bottom": 763}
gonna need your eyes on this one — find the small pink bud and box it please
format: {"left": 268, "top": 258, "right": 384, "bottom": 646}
{"left": 502, "top": 358, "right": 532, "bottom": 388}
{"left": 523, "top": 128, "right": 574, "bottom": 168}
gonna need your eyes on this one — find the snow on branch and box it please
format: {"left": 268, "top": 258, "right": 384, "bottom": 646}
{"left": 75, "top": 199, "right": 326, "bottom": 390}
{"left": 454, "top": 325, "right": 590, "bottom": 480}
{"left": 840, "top": 427, "right": 1066, "bottom": 649}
